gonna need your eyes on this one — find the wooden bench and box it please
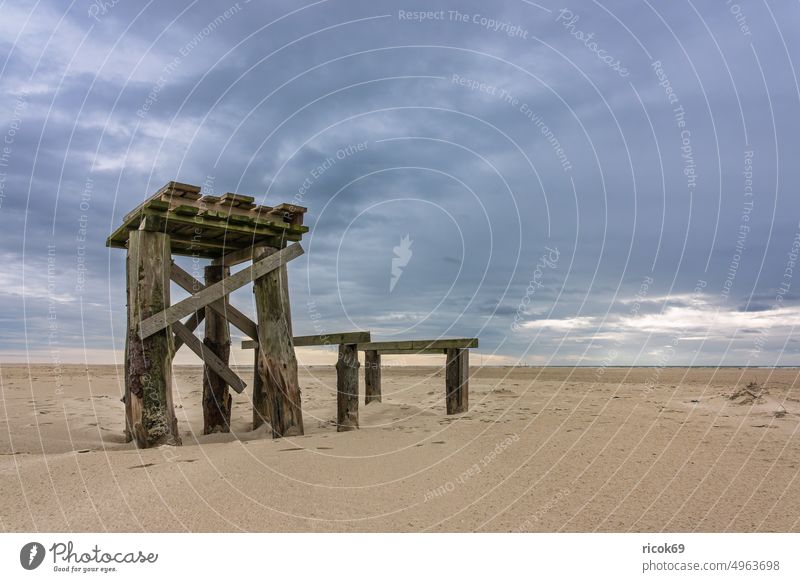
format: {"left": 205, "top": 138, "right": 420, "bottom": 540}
{"left": 241, "top": 335, "right": 478, "bottom": 429}
{"left": 357, "top": 339, "right": 478, "bottom": 414}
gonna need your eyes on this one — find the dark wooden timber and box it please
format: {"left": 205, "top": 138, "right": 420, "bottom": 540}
{"left": 445, "top": 348, "right": 469, "bottom": 414}
{"left": 366, "top": 348, "right": 447, "bottom": 355}
{"left": 252, "top": 346, "right": 267, "bottom": 430}
{"left": 124, "top": 228, "right": 180, "bottom": 448}
{"left": 292, "top": 332, "right": 371, "bottom": 347}
{"left": 253, "top": 246, "right": 303, "bottom": 437}
{"left": 336, "top": 343, "right": 360, "bottom": 430}
{"left": 364, "top": 350, "right": 381, "bottom": 404}
{"left": 202, "top": 264, "right": 232, "bottom": 434}
{"left": 357, "top": 338, "right": 478, "bottom": 351}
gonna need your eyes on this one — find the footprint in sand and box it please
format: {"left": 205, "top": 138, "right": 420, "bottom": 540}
{"left": 492, "top": 388, "right": 517, "bottom": 397}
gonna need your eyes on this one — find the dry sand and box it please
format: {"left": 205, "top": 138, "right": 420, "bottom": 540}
{"left": 1, "top": 364, "right": 799, "bottom": 532}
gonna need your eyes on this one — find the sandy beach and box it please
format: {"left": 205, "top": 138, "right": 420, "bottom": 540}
{"left": 1, "top": 364, "right": 798, "bottom": 532}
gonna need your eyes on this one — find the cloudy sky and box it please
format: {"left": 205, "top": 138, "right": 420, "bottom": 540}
{"left": 1, "top": 0, "right": 799, "bottom": 366}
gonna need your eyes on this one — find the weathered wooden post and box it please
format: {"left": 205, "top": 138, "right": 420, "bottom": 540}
{"left": 336, "top": 343, "right": 360, "bottom": 430}
{"left": 445, "top": 347, "right": 469, "bottom": 414}
{"left": 124, "top": 226, "right": 180, "bottom": 447}
{"left": 364, "top": 349, "right": 381, "bottom": 404}
{"left": 202, "top": 264, "right": 231, "bottom": 433}
{"left": 253, "top": 246, "right": 304, "bottom": 437}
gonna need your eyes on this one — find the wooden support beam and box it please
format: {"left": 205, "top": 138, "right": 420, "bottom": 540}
{"left": 139, "top": 243, "right": 303, "bottom": 339}
{"left": 211, "top": 244, "right": 268, "bottom": 268}
{"left": 252, "top": 346, "right": 267, "bottom": 430}
{"left": 111, "top": 209, "right": 296, "bottom": 253}
{"left": 293, "top": 332, "right": 371, "bottom": 347}
{"left": 172, "top": 320, "right": 246, "bottom": 394}
{"left": 173, "top": 309, "right": 204, "bottom": 352}
{"left": 202, "top": 264, "right": 232, "bottom": 434}
{"left": 124, "top": 229, "right": 180, "bottom": 448}
{"left": 357, "top": 338, "right": 478, "bottom": 351}
{"left": 371, "top": 348, "right": 448, "bottom": 355}
{"left": 364, "top": 350, "right": 381, "bottom": 404}
{"left": 241, "top": 331, "right": 371, "bottom": 350}
{"left": 445, "top": 348, "right": 469, "bottom": 414}
{"left": 170, "top": 262, "right": 258, "bottom": 340}
{"left": 336, "top": 343, "right": 359, "bottom": 431}
{"left": 163, "top": 236, "right": 237, "bottom": 254}
{"left": 253, "top": 246, "right": 303, "bottom": 437}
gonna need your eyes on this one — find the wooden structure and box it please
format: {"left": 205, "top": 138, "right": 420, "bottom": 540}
{"left": 109, "top": 181, "right": 308, "bottom": 447}
{"left": 357, "top": 339, "right": 477, "bottom": 414}
{"left": 243, "top": 336, "right": 477, "bottom": 425}
{"left": 243, "top": 331, "right": 370, "bottom": 432}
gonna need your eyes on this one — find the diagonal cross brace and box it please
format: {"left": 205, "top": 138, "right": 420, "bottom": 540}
{"left": 170, "top": 262, "right": 258, "bottom": 340}
{"left": 138, "top": 243, "right": 303, "bottom": 339}
{"left": 173, "top": 309, "right": 205, "bottom": 352}
{"left": 172, "top": 320, "right": 246, "bottom": 393}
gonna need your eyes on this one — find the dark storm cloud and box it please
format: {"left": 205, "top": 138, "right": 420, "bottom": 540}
{"left": 1, "top": 0, "right": 799, "bottom": 364}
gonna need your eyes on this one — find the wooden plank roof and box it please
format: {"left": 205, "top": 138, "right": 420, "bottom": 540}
{"left": 106, "top": 181, "right": 308, "bottom": 258}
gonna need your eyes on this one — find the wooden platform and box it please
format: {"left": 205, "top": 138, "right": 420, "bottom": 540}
{"left": 106, "top": 181, "right": 309, "bottom": 258}
{"left": 242, "top": 335, "right": 477, "bottom": 415}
